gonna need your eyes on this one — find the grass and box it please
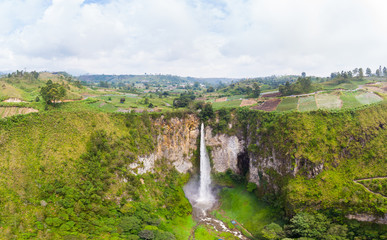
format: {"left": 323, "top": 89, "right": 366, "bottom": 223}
{"left": 163, "top": 215, "right": 196, "bottom": 240}
{"left": 212, "top": 100, "right": 242, "bottom": 110}
{"left": 193, "top": 225, "right": 239, "bottom": 240}
{"left": 298, "top": 96, "right": 317, "bottom": 112}
{"left": 322, "top": 78, "right": 371, "bottom": 90}
{"left": 94, "top": 95, "right": 175, "bottom": 111}
{"left": 315, "top": 93, "right": 342, "bottom": 109}
{"left": 276, "top": 97, "right": 298, "bottom": 112}
{"left": 216, "top": 186, "right": 280, "bottom": 238}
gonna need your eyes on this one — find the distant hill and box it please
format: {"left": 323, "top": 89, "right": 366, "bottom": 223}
{"left": 78, "top": 74, "right": 239, "bottom": 85}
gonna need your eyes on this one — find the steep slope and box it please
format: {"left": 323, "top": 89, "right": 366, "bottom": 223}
{"left": 0, "top": 111, "right": 198, "bottom": 239}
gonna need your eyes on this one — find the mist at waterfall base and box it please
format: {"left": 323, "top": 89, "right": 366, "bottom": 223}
{"left": 184, "top": 123, "right": 216, "bottom": 218}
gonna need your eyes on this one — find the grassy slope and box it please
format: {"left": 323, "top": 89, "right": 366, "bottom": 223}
{"left": 0, "top": 73, "right": 88, "bottom": 102}
{"left": 215, "top": 186, "right": 280, "bottom": 238}
{"left": 0, "top": 110, "right": 194, "bottom": 239}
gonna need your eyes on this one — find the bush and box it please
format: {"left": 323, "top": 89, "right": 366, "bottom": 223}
{"left": 139, "top": 230, "right": 154, "bottom": 240}
{"left": 261, "top": 223, "right": 284, "bottom": 239}
{"left": 119, "top": 216, "right": 142, "bottom": 234}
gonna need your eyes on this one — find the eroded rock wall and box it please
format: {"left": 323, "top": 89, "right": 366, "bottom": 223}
{"left": 205, "top": 126, "right": 244, "bottom": 173}
{"left": 129, "top": 115, "right": 199, "bottom": 174}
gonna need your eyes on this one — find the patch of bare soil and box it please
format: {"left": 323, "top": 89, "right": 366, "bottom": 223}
{"left": 214, "top": 97, "right": 227, "bottom": 102}
{"left": 240, "top": 99, "right": 257, "bottom": 107}
{"left": 3, "top": 98, "right": 25, "bottom": 103}
{"left": 251, "top": 98, "right": 281, "bottom": 111}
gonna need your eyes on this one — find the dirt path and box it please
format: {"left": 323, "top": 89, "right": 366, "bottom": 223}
{"left": 354, "top": 176, "right": 387, "bottom": 198}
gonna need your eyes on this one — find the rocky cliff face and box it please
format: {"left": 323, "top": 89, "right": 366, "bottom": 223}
{"left": 129, "top": 116, "right": 247, "bottom": 176}
{"left": 347, "top": 213, "right": 387, "bottom": 225}
{"left": 204, "top": 126, "right": 244, "bottom": 173}
{"left": 129, "top": 115, "right": 199, "bottom": 174}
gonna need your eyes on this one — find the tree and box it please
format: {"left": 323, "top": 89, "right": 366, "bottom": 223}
{"left": 366, "top": 68, "right": 372, "bottom": 77}
{"left": 119, "top": 216, "right": 141, "bottom": 234}
{"left": 376, "top": 69, "right": 381, "bottom": 77}
{"left": 40, "top": 80, "right": 66, "bottom": 104}
{"left": 262, "top": 223, "right": 285, "bottom": 240}
{"left": 138, "top": 230, "right": 154, "bottom": 240}
{"left": 199, "top": 103, "right": 214, "bottom": 121}
{"left": 352, "top": 68, "right": 359, "bottom": 76}
{"left": 120, "top": 98, "right": 126, "bottom": 103}
{"left": 299, "top": 77, "right": 312, "bottom": 91}
{"left": 301, "top": 72, "right": 306, "bottom": 78}
{"left": 383, "top": 67, "right": 387, "bottom": 77}
{"left": 206, "top": 86, "right": 215, "bottom": 92}
{"left": 358, "top": 68, "right": 364, "bottom": 78}
{"left": 173, "top": 92, "right": 195, "bottom": 108}
{"left": 250, "top": 83, "right": 261, "bottom": 98}
{"left": 287, "top": 212, "right": 331, "bottom": 239}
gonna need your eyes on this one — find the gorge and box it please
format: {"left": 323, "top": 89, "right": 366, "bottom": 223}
{"left": 0, "top": 103, "right": 386, "bottom": 239}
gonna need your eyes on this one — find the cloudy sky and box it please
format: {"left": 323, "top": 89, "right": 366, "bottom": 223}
{"left": 1, "top": 0, "right": 387, "bottom": 77}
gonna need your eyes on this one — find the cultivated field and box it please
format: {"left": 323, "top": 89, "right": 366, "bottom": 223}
{"left": 276, "top": 97, "right": 298, "bottom": 112}
{"left": 212, "top": 99, "right": 242, "bottom": 110}
{"left": 298, "top": 96, "right": 318, "bottom": 112}
{"left": 315, "top": 93, "right": 342, "bottom": 109}
{"left": 355, "top": 92, "right": 383, "bottom": 105}
{"left": 340, "top": 92, "right": 363, "bottom": 109}
{"left": 240, "top": 99, "right": 257, "bottom": 107}
{"left": 251, "top": 98, "right": 281, "bottom": 111}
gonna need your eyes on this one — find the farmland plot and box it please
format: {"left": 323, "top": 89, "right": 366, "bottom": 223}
{"left": 298, "top": 96, "right": 317, "bottom": 112}
{"left": 355, "top": 92, "right": 383, "bottom": 105}
{"left": 316, "top": 93, "right": 342, "bottom": 109}
{"left": 276, "top": 97, "right": 298, "bottom": 111}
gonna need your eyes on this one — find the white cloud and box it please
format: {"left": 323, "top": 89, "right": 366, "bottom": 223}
{"left": 1, "top": 0, "right": 387, "bottom": 77}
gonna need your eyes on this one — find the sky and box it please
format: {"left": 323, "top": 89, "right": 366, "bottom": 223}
{"left": 1, "top": 0, "right": 387, "bottom": 78}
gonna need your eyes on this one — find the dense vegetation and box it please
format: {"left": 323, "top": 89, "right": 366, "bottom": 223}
{"left": 0, "top": 111, "right": 193, "bottom": 239}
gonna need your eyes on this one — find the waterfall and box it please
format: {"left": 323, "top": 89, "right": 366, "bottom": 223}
{"left": 198, "top": 123, "right": 213, "bottom": 205}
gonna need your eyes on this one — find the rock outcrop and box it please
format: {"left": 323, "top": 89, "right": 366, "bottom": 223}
{"left": 205, "top": 126, "right": 244, "bottom": 173}
{"left": 347, "top": 213, "right": 387, "bottom": 225}
{"left": 130, "top": 115, "right": 199, "bottom": 174}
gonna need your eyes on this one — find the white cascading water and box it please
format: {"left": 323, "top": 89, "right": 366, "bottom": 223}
{"left": 184, "top": 124, "right": 248, "bottom": 240}
{"left": 197, "top": 123, "right": 214, "bottom": 207}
